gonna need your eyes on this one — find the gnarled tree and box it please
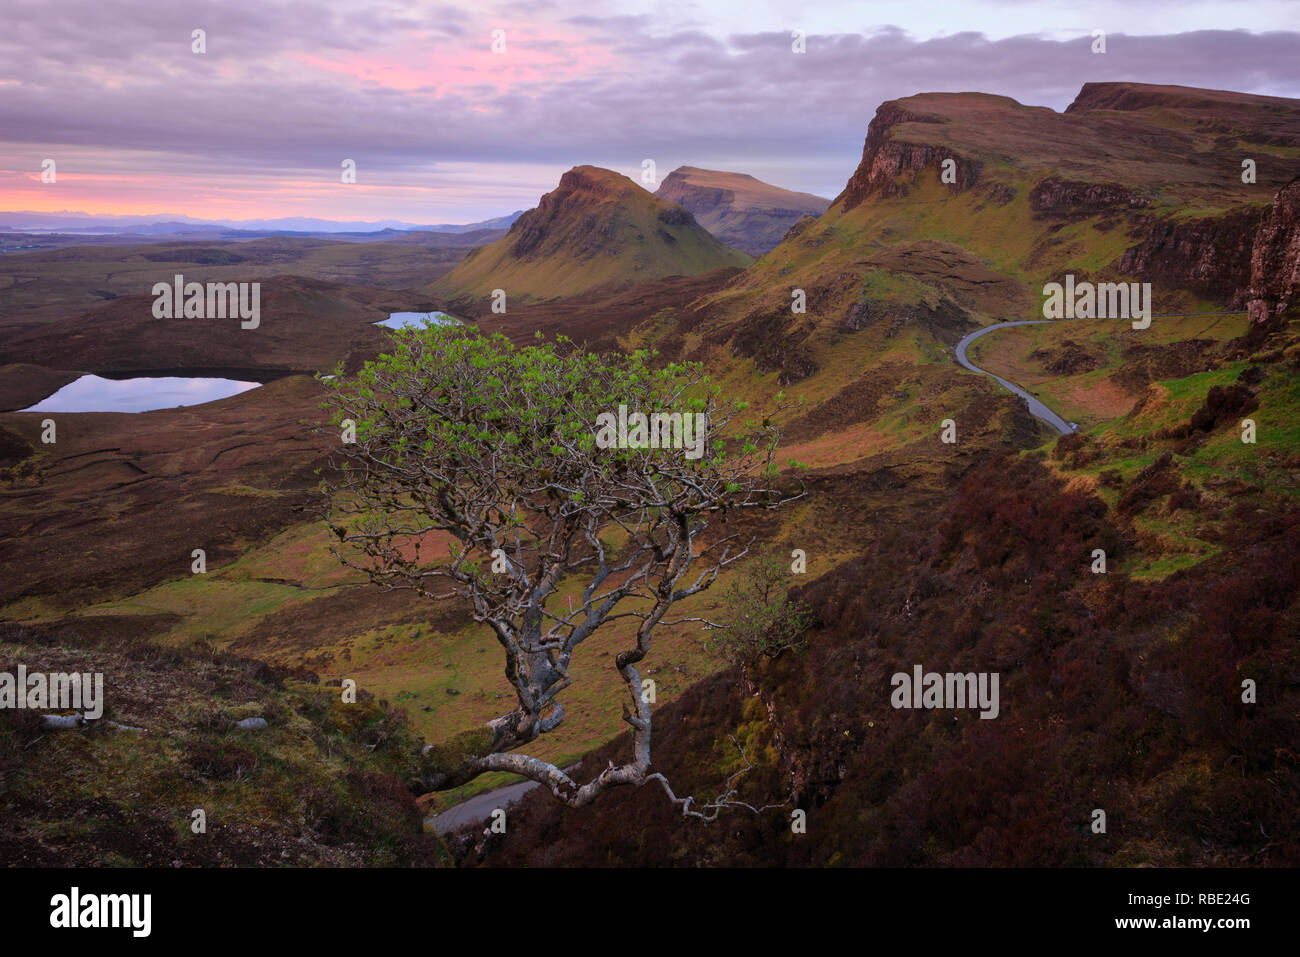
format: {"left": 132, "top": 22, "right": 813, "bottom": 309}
{"left": 317, "top": 323, "right": 803, "bottom": 812}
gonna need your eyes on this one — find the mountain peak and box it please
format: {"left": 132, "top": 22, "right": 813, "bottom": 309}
{"left": 655, "top": 166, "right": 829, "bottom": 256}
{"left": 832, "top": 83, "right": 1300, "bottom": 215}
{"left": 552, "top": 165, "right": 642, "bottom": 198}
{"left": 431, "top": 165, "right": 749, "bottom": 303}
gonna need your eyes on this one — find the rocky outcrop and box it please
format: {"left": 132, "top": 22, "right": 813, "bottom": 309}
{"left": 1117, "top": 206, "right": 1266, "bottom": 305}
{"left": 507, "top": 167, "right": 643, "bottom": 259}
{"left": 655, "top": 204, "right": 694, "bottom": 227}
{"left": 728, "top": 309, "right": 820, "bottom": 383}
{"left": 981, "top": 183, "right": 1017, "bottom": 207}
{"left": 837, "top": 103, "right": 979, "bottom": 212}
{"left": 1246, "top": 175, "right": 1300, "bottom": 324}
{"left": 841, "top": 296, "right": 975, "bottom": 345}
{"left": 1030, "top": 178, "right": 1151, "bottom": 213}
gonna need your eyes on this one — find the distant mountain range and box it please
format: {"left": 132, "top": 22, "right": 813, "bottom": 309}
{"left": 0, "top": 210, "right": 526, "bottom": 236}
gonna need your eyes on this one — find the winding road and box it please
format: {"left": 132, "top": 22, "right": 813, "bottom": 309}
{"left": 428, "top": 778, "right": 542, "bottom": 835}
{"left": 427, "top": 763, "right": 582, "bottom": 835}
{"left": 954, "top": 320, "right": 1076, "bottom": 435}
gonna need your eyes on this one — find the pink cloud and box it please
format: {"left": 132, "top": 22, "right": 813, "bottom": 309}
{"left": 289, "top": 26, "right": 617, "bottom": 95}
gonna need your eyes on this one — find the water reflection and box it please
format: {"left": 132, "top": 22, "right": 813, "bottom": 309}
{"left": 21, "top": 375, "right": 261, "bottom": 413}
{"left": 375, "top": 311, "right": 459, "bottom": 329}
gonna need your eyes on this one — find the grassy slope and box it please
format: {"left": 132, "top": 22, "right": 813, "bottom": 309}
{"left": 429, "top": 169, "right": 751, "bottom": 303}
{"left": 687, "top": 85, "right": 1296, "bottom": 402}
{"left": 1036, "top": 322, "right": 1300, "bottom": 581}
{"left": 31, "top": 467, "right": 874, "bottom": 810}
{"left": 0, "top": 620, "right": 450, "bottom": 866}
{"left": 966, "top": 313, "right": 1250, "bottom": 429}
{"left": 439, "top": 218, "right": 750, "bottom": 303}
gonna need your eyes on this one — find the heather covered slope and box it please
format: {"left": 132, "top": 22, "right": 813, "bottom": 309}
{"left": 0, "top": 618, "right": 449, "bottom": 867}
{"left": 0, "top": 275, "right": 408, "bottom": 377}
{"left": 0, "top": 232, "right": 496, "bottom": 330}
{"left": 476, "top": 448, "right": 1299, "bottom": 867}
{"left": 469, "top": 318, "right": 1300, "bottom": 868}
{"left": 655, "top": 166, "right": 830, "bottom": 256}
{"left": 428, "top": 166, "right": 751, "bottom": 305}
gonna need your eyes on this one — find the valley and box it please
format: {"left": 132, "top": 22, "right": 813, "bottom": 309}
{"left": 2, "top": 80, "right": 1298, "bottom": 871}
{"left": 955, "top": 320, "right": 1077, "bottom": 435}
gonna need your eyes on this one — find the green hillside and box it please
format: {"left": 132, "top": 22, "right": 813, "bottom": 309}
{"left": 429, "top": 165, "right": 751, "bottom": 304}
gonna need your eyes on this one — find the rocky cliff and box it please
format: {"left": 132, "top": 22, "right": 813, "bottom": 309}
{"left": 1117, "top": 207, "right": 1267, "bottom": 306}
{"left": 836, "top": 102, "right": 980, "bottom": 212}
{"left": 1247, "top": 175, "right": 1300, "bottom": 324}
{"left": 1029, "top": 178, "right": 1152, "bottom": 213}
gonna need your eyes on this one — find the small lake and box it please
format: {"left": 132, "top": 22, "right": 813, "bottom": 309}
{"left": 21, "top": 375, "right": 261, "bottom": 413}
{"left": 375, "top": 311, "right": 459, "bottom": 329}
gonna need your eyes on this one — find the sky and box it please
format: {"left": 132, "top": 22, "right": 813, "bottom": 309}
{"left": 1, "top": 0, "right": 1298, "bottom": 225}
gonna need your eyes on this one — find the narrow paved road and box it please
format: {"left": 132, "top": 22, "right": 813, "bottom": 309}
{"left": 429, "top": 778, "right": 542, "bottom": 835}
{"left": 954, "top": 320, "right": 1075, "bottom": 435}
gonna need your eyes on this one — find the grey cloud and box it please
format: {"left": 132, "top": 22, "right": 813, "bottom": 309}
{"left": 1, "top": 2, "right": 1298, "bottom": 201}
{"left": 562, "top": 14, "right": 656, "bottom": 32}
